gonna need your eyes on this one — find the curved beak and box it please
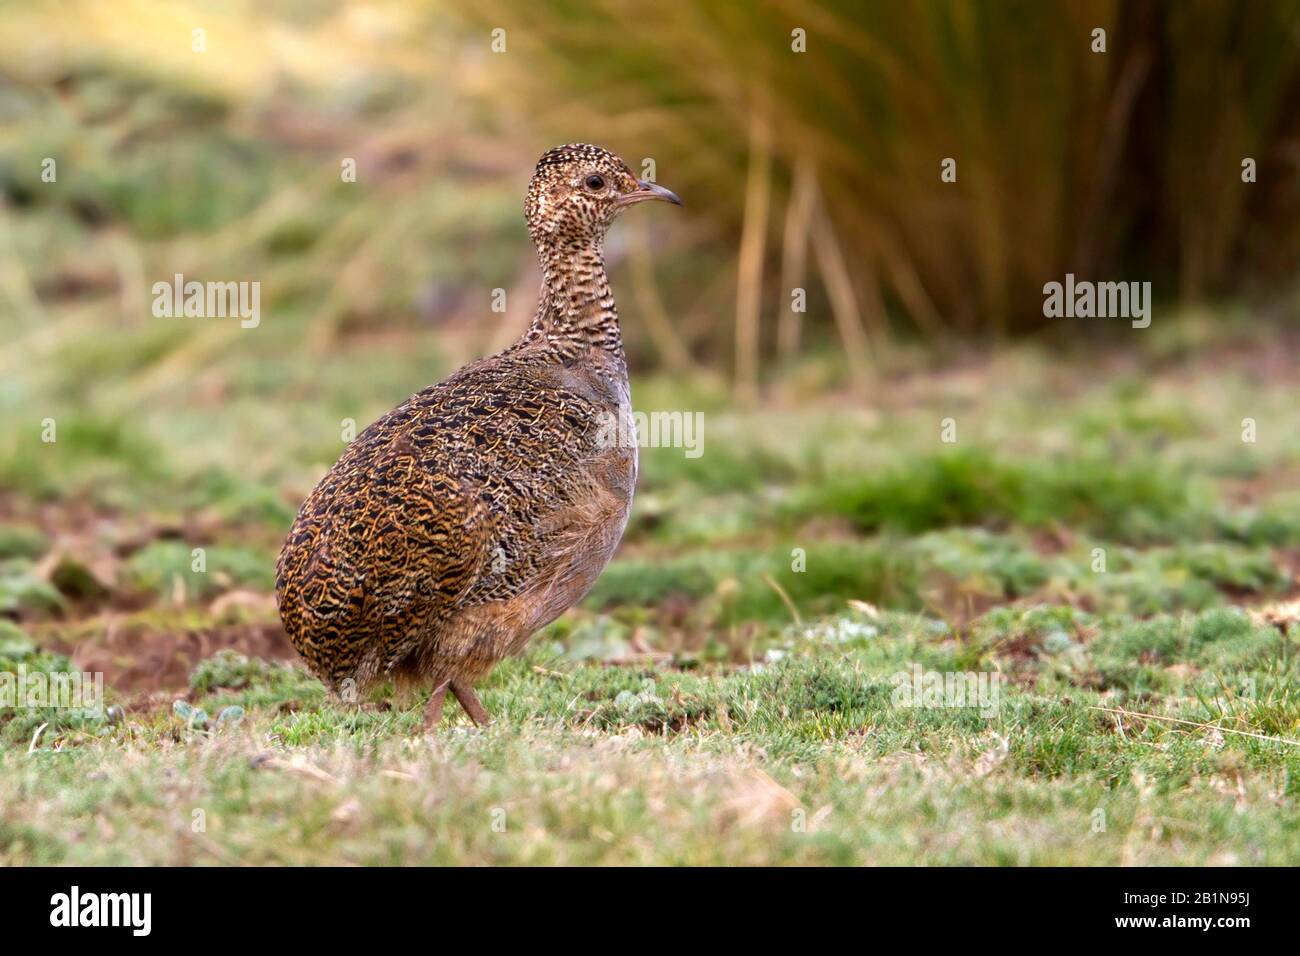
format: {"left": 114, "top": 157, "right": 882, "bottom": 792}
{"left": 617, "top": 179, "right": 683, "bottom": 208}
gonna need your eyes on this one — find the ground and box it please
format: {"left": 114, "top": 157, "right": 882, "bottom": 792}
{"left": 2, "top": 317, "right": 1300, "bottom": 865}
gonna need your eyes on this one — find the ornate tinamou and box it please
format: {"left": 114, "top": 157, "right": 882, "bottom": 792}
{"left": 276, "top": 144, "right": 681, "bottom": 727}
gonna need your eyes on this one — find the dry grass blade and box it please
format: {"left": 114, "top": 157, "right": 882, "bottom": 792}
{"left": 28, "top": 722, "right": 49, "bottom": 754}
{"left": 879, "top": 244, "right": 947, "bottom": 340}
{"left": 1090, "top": 705, "right": 1300, "bottom": 749}
{"left": 761, "top": 572, "right": 802, "bottom": 627}
{"left": 734, "top": 105, "right": 772, "bottom": 404}
{"left": 255, "top": 754, "right": 340, "bottom": 784}
{"left": 809, "top": 188, "right": 874, "bottom": 397}
{"left": 487, "top": 254, "right": 543, "bottom": 355}
{"left": 777, "top": 156, "right": 817, "bottom": 366}
{"left": 628, "top": 218, "right": 698, "bottom": 376}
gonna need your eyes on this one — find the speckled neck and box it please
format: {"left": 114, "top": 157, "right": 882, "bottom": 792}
{"left": 519, "top": 236, "right": 624, "bottom": 362}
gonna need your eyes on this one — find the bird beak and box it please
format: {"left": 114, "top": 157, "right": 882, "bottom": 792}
{"left": 617, "top": 180, "right": 683, "bottom": 208}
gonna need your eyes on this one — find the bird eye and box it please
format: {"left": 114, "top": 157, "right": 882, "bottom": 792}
{"left": 584, "top": 174, "right": 606, "bottom": 191}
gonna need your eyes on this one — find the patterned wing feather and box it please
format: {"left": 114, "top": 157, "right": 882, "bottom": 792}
{"left": 276, "top": 413, "right": 491, "bottom": 689}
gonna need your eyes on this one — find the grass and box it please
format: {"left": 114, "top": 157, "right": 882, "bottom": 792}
{"left": 466, "top": 0, "right": 1300, "bottom": 343}
{"left": 2, "top": 322, "right": 1300, "bottom": 864}
{"left": 2, "top": 1, "right": 1298, "bottom": 868}
{"left": 5, "top": 1, "right": 1297, "bottom": 409}
{"left": 3, "top": 607, "right": 1299, "bottom": 865}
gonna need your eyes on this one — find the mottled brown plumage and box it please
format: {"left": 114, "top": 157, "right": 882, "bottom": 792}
{"left": 276, "top": 144, "right": 681, "bottom": 727}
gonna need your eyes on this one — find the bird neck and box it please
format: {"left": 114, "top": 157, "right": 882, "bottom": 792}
{"left": 523, "top": 236, "right": 624, "bottom": 361}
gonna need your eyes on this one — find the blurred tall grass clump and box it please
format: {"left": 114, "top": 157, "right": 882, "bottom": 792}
{"left": 474, "top": 0, "right": 1300, "bottom": 380}
{"left": 1, "top": 0, "right": 1298, "bottom": 399}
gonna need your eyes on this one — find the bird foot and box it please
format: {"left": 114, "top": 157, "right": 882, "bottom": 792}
{"left": 423, "top": 681, "right": 449, "bottom": 730}
{"left": 423, "top": 679, "right": 491, "bottom": 730}
{"left": 450, "top": 680, "right": 491, "bottom": 726}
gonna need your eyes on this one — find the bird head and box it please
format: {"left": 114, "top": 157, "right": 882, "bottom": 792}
{"left": 524, "top": 143, "right": 681, "bottom": 247}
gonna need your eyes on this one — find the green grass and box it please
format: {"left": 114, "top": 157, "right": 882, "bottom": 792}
{"left": 3, "top": 1, "right": 1299, "bottom": 866}
{"left": 4, "top": 322, "right": 1300, "bottom": 864}
{"left": 2, "top": 605, "right": 1299, "bottom": 865}
{"left": 791, "top": 449, "right": 1209, "bottom": 542}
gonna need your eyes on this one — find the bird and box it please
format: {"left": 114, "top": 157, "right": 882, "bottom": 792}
{"left": 275, "top": 144, "right": 682, "bottom": 729}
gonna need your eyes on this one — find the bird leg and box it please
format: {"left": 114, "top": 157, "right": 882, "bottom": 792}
{"left": 450, "top": 680, "right": 491, "bottom": 726}
{"left": 423, "top": 680, "right": 450, "bottom": 730}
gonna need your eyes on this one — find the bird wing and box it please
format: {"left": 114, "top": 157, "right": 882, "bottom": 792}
{"left": 276, "top": 415, "right": 492, "bottom": 684}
